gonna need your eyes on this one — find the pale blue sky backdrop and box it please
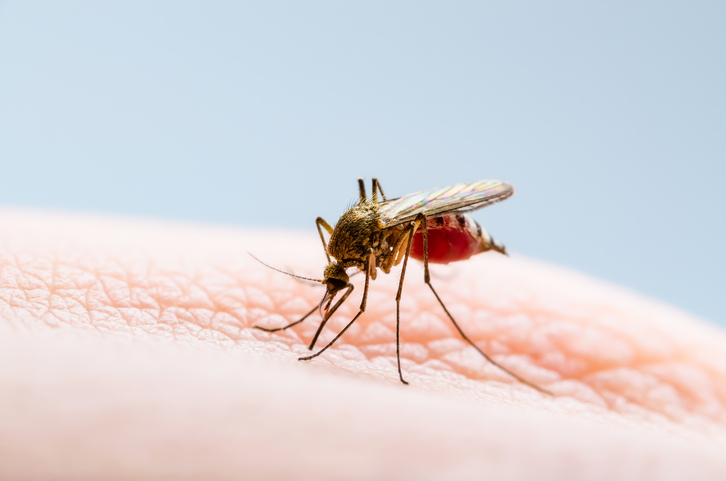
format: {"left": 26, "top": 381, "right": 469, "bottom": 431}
{"left": 1, "top": 2, "right": 724, "bottom": 325}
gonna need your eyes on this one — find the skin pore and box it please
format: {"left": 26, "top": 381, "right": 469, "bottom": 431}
{"left": 1, "top": 208, "right": 725, "bottom": 480}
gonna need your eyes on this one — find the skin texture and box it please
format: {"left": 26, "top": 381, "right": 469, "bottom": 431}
{"left": 1, "top": 208, "right": 726, "bottom": 480}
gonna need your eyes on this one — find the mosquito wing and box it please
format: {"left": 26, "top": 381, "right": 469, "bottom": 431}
{"left": 378, "top": 180, "right": 514, "bottom": 227}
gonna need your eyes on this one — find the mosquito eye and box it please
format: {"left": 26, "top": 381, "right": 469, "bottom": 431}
{"left": 327, "top": 278, "right": 347, "bottom": 291}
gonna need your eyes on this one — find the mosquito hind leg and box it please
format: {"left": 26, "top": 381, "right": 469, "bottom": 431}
{"left": 371, "top": 178, "right": 386, "bottom": 203}
{"left": 419, "top": 215, "right": 551, "bottom": 395}
{"left": 358, "top": 178, "right": 366, "bottom": 203}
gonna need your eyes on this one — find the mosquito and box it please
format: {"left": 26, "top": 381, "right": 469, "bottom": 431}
{"left": 255, "top": 178, "right": 549, "bottom": 394}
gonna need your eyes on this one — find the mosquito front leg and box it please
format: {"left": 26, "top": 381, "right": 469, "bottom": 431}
{"left": 307, "top": 251, "right": 374, "bottom": 351}
{"left": 307, "top": 283, "right": 354, "bottom": 350}
{"left": 419, "top": 217, "right": 551, "bottom": 395}
{"left": 316, "top": 217, "right": 334, "bottom": 264}
{"left": 299, "top": 256, "right": 372, "bottom": 361}
{"left": 254, "top": 304, "right": 318, "bottom": 333}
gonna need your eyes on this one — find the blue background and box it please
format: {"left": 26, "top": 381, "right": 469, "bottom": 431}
{"left": 1, "top": 2, "right": 724, "bottom": 325}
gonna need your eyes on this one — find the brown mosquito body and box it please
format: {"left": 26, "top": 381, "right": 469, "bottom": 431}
{"left": 255, "top": 178, "right": 549, "bottom": 394}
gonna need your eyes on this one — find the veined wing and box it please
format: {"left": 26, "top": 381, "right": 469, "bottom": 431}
{"left": 379, "top": 180, "right": 514, "bottom": 227}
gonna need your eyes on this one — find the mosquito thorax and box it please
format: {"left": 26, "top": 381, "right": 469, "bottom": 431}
{"left": 327, "top": 202, "right": 384, "bottom": 268}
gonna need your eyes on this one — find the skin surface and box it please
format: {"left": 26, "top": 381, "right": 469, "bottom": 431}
{"left": 1, "top": 208, "right": 725, "bottom": 480}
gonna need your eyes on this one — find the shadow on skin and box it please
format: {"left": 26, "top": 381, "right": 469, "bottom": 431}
{"left": 0, "top": 209, "right": 725, "bottom": 479}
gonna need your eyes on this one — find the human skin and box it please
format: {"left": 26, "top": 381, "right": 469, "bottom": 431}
{"left": 0, "top": 208, "right": 725, "bottom": 480}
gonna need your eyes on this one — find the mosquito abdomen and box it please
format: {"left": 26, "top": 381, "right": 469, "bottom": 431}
{"left": 410, "top": 214, "right": 499, "bottom": 264}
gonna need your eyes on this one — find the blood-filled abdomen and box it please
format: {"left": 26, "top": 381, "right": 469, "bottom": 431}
{"left": 409, "top": 214, "right": 501, "bottom": 264}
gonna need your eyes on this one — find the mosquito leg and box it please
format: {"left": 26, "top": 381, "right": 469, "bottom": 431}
{"left": 308, "top": 307, "right": 331, "bottom": 350}
{"left": 308, "top": 283, "right": 354, "bottom": 350}
{"left": 300, "top": 263, "right": 370, "bottom": 361}
{"left": 392, "top": 230, "right": 410, "bottom": 266}
{"left": 358, "top": 178, "right": 367, "bottom": 203}
{"left": 372, "top": 178, "right": 386, "bottom": 202}
{"left": 254, "top": 304, "right": 318, "bottom": 332}
{"left": 393, "top": 218, "right": 421, "bottom": 385}
{"left": 299, "top": 309, "right": 365, "bottom": 361}
{"left": 380, "top": 225, "right": 410, "bottom": 273}
{"left": 316, "top": 217, "right": 335, "bottom": 264}
{"left": 367, "top": 247, "right": 377, "bottom": 281}
{"left": 420, "top": 218, "right": 551, "bottom": 395}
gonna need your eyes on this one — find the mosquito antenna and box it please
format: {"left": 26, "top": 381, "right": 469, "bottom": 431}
{"left": 248, "top": 253, "right": 324, "bottom": 283}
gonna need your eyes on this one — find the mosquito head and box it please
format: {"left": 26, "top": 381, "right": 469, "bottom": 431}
{"left": 322, "top": 261, "right": 349, "bottom": 295}
{"left": 318, "top": 261, "right": 350, "bottom": 317}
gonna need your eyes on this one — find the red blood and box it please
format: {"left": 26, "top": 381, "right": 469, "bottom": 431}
{"left": 410, "top": 215, "right": 483, "bottom": 265}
